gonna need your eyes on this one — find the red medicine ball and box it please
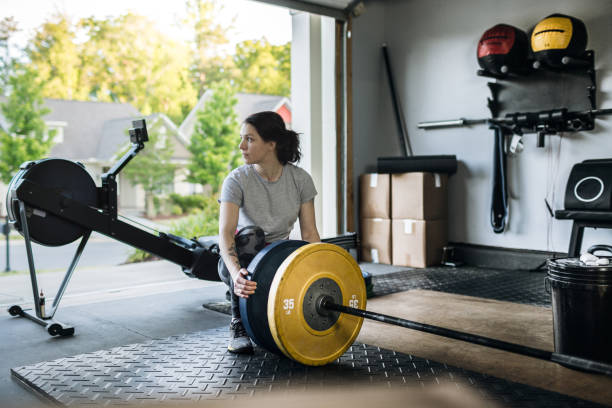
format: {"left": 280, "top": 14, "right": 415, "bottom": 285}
{"left": 477, "top": 24, "right": 528, "bottom": 75}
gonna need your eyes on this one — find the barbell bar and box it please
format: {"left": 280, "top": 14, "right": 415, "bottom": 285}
{"left": 240, "top": 242, "right": 612, "bottom": 375}
{"left": 320, "top": 300, "right": 612, "bottom": 376}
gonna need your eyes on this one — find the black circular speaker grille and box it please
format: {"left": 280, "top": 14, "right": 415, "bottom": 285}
{"left": 6, "top": 159, "right": 98, "bottom": 246}
{"left": 574, "top": 176, "right": 604, "bottom": 203}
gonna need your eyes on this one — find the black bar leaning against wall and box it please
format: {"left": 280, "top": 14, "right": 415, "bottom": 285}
{"left": 381, "top": 43, "right": 412, "bottom": 157}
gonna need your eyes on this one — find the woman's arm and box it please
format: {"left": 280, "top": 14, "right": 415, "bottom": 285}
{"left": 219, "top": 201, "right": 257, "bottom": 298}
{"left": 298, "top": 200, "right": 320, "bottom": 243}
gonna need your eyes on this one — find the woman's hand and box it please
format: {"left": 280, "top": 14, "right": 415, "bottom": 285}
{"left": 233, "top": 268, "right": 257, "bottom": 298}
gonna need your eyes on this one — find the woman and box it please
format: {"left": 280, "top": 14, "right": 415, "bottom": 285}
{"left": 218, "top": 111, "right": 320, "bottom": 354}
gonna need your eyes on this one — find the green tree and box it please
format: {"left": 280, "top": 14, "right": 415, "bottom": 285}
{"left": 184, "top": 0, "right": 232, "bottom": 95}
{"left": 26, "top": 13, "right": 84, "bottom": 100}
{"left": 232, "top": 39, "right": 291, "bottom": 96}
{"left": 0, "top": 16, "right": 19, "bottom": 93}
{"left": 121, "top": 119, "right": 177, "bottom": 217}
{"left": 0, "top": 64, "right": 55, "bottom": 183}
{"left": 25, "top": 13, "right": 198, "bottom": 124}
{"left": 79, "top": 13, "right": 197, "bottom": 123}
{"left": 187, "top": 81, "right": 240, "bottom": 193}
{"left": 200, "top": 38, "right": 292, "bottom": 96}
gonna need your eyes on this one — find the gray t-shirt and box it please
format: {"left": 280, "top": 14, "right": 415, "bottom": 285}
{"left": 219, "top": 164, "right": 317, "bottom": 242}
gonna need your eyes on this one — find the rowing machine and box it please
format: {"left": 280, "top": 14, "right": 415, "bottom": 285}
{"left": 5, "top": 119, "right": 221, "bottom": 335}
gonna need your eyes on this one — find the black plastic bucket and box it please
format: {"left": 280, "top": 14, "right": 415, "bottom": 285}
{"left": 546, "top": 256, "right": 612, "bottom": 364}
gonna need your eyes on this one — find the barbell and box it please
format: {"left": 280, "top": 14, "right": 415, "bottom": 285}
{"left": 240, "top": 241, "right": 612, "bottom": 375}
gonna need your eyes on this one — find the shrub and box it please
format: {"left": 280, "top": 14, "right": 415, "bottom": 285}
{"left": 126, "top": 248, "right": 155, "bottom": 264}
{"left": 171, "top": 205, "right": 183, "bottom": 216}
{"left": 125, "top": 194, "right": 220, "bottom": 263}
{"left": 169, "top": 193, "right": 208, "bottom": 214}
{"left": 169, "top": 206, "right": 219, "bottom": 240}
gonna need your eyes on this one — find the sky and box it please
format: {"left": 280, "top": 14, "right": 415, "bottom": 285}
{"left": 1, "top": 0, "right": 292, "bottom": 53}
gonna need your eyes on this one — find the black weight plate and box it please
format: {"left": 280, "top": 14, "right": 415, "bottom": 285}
{"left": 239, "top": 239, "right": 308, "bottom": 354}
{"left": 7, "top": 159, "right": 97, "bottom": 246}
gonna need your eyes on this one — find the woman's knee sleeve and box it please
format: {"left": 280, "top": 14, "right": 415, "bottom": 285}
{"left": 234, "top": 226, "right": 266, "bottom": 267}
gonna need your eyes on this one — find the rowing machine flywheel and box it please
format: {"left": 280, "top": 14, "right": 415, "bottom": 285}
{"left": 6, "top": 159, "right": 98, "bottom": 246}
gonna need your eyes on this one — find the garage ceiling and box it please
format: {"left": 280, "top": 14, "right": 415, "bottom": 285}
{"left": 254, "top": 0, "right": 356, "bottom": 21}
{"left": 302, "top": 0, "right": 353, "bottom": 8}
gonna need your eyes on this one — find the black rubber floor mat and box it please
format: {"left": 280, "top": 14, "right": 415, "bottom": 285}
{"left": 369, "top": 266, "right": 550, "bottom": 306}
{"left": 11, "top": 328, "right": 601, "bottom": 407}
{"left": 202, "top": 300, "right": 231, "bottom": 315}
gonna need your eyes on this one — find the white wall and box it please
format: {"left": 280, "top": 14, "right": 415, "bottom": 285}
{"left": 352, "top": 0, "right": 612, "bottom": 253}
{"left": 320, "top": 15, "right": 338, "bottom": 237}
{"left": 292, "top": 12, "right": 338, "bottom": 238}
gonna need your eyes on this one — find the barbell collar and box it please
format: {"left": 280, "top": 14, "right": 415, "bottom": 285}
{"left": 315, "top": 295, "right": 336, "bottom": 317}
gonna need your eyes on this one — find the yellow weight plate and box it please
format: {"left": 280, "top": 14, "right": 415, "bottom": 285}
{"left": 267, "top": 243, "right": 366, "bottom": 366}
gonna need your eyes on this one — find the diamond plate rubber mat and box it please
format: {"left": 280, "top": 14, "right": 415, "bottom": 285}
{"left": 11, "top": 328, "right": 601, "bottom": 407}
{"left": 369, "top": 266, "right": 550, "bottom": 306}
{"left": 203, "top": 266, "right": 550, "bottom": 315}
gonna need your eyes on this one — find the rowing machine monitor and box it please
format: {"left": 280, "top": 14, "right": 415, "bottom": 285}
{"left": 129, "top": 119, "right": 149, "bottom": 144}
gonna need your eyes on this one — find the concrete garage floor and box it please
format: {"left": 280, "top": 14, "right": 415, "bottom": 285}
{"left": 0, "top": 260, "right": 229, "bottom": 408}
{"left": 0, "top": 259, "right": 403, "bottom": 408}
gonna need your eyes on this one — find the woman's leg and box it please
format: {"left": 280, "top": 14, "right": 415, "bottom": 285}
{"left": 217, "top": 226, "right": 266, "bottom": 319}
{"left": 218, "top": 226, "right": 265, "bottom": 353}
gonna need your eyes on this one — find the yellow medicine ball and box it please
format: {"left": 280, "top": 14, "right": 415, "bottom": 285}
{"left": 530, "top": 13, "right": 587, "bottom": 67}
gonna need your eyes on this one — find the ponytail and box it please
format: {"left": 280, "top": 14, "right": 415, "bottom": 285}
{"left": 276, "top": 128, "right": 301, "bottom": 164}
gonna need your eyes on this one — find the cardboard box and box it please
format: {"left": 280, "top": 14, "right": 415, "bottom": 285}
{"left": 391, "top": 172, "right": 448, "bottom": 220}
{"left": 360, "top": 173, "right": 390, "bottom": 219}
{"left": 360, "top": 218, "right": 392, "bottom": 264}
{"left": 392, "top": 219, "right": 447, "bottom": 267}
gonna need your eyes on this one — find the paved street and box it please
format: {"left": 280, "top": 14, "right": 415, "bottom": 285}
{"left": 0, "top": 258, "right": 222, "bottom": 308}
{"left": 0, "top": 224, "right": 222, "bottom": 310}
{"left": 0, "top": 232, "right": 132, "bottom": 273}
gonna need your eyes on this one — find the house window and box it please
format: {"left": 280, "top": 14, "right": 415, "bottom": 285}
{"left": 155, "top": 132, "right": 167, "bottom": 149}
{"left": 45, "top": 126, "right": 64, "bottom": 143}
{"left": 160, "top": 183, "right": 174, "bottom": 195}
{"left": 45, "top": 121, "right": 67, "bottom": 144}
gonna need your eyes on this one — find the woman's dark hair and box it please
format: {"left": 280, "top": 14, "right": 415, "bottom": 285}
{"left": 244, "top": 111, "right": 301, "bottom": 165}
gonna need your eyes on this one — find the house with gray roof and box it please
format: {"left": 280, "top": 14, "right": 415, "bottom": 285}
{"left": 41, "top": 99, "right": 140, "bottom": 161}
{"left": 179, "top": 91, "right": 292, "bottom": 140}
{"left": 0, "top": 98, "right": 195, "bottom": 216}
